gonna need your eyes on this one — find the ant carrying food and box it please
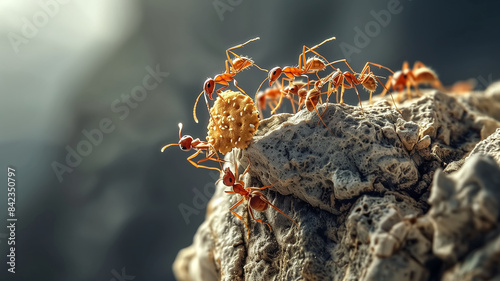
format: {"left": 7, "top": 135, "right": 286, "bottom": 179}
{"left": 161, "top": 123, "right": 223, "bottom": 172}
{"left": 255, "top": 37, "right": 337, "bottom": 115}
{"left": 218, "top": 158, "right": 299, "bottom": 238}
{"left": 193, "top": 37, "right": 267, "bottom": 123}
{"left": 380, "top": 61, "right": 445, "bottom": 102}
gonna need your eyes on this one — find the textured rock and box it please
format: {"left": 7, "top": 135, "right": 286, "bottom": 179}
{"left": 174, "top": 86, "right": 500, "bottom": 281}
{"left": 427, "top": 154, "right": 500, "bottom": 262}
{"left": 467, "top": 128, "right": 500, "bottom": 166}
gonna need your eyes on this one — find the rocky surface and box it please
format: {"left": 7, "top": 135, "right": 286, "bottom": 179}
{"left": 174, "top": 82, "right": 500, "bottom": 281}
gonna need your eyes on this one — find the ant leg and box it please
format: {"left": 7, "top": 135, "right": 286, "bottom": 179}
{"left": 288, "top": 94, "right": 298, "bottom": 114}
{"left": 372, "top": 75, "right": 401, "bottom": 114}
{"left": 319, "top": 90, "right": 332, "bottom": 125}
{"left": 241, "top": 158, "right": 251, "bottom": 178}
{"left": 255, "top": 77, "right": 269, "bottom": 104}
{"left": 187, "top": 150, "right": 222, "bottom": 172}
{"left": 231, "top": 79, "right": 249, "bottom": 97}
{"left": 248, "top": 204, "right": 273, "bottom": 232}
{"left": 257, "top": 194, "right": 299, "bottom": 228}
{"left": 380, "top": 77, "right": 392, "bottom": 97}
{"left": 402, "top": 61, "right": 410, "bottom": 73}
{"left": 226, "top": 37, "right": 260, "bottom": 55}
{"left": 412, "top": 61, "right": 426, "bottom": 71}
{"left": 365, "top": 62, "right": 395, "bottom": 75}
{"left": 266, "top": 101, "right": 275, "bottom": 114}
{"left": 340, "top": 79, "right": 347, "bottom": 104}
{"left": 271, "top": 77, "right": 291, "bottom": 115}
{"left": 340, "top": 59, "right": 357, "bottom": 74}
{"left": 249, "top": 183, "right": 274, "bottom": 191}
{"left": 300, "top": 37, "right": 336, "bottom": 69}
{"left": 229, "top": 198, "right": 250, "bottom": 239}
{"left": 352, "top": 85, "right": 364, "bottom": 113}
{"left": 311, "top": 100, "right": 335, "bottom": 136}
{"left": 216, "top": 82, "right": 230, "bottom": 95}
{"left": 196, "top": 155, "right": 224, "bottom": 164}
{"left": 432, "top": 79, "right": 446, "bottom": 92}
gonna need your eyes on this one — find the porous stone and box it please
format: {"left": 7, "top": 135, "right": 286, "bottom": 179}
{"left": 427, "top": 154, "right": 500, "bottom": 262}
{"left": 467, "top": 128, "right": 500, "bottom": 166}
{"left": 174, "top": 87, "right": 500, "bottom": 281}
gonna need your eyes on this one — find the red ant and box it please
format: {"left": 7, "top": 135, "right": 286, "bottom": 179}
{"left": 193, "top": 37, "right": 267, "bottom": 123}
{"left": 161, "top": 123, "right": 222, "bottom": 172}
{"left": 255, "top": 81, "right": 306, "bottom": 118}
{"left": 311, "top": 60, "right": 400, "bottom": 114}
{"left": 218, "top": 159, "right": 299, "bottom": 238}
{"left": 255, "top": 37, "right": 337, "bottom": 115}
{"left": 380, "top": 61, "right": 445, "bottom": 102}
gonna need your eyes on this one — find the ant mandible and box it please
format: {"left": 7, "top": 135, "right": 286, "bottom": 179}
{"left": 161, "top": 123, "right": 223, "bottom": 172}
{"left": 380, "top": 61, "right": 445, "bottom": 102}
{"left": 193, "top": 37, "right": 267, "bottom": 123}
{"left": 218, "top": 158, "right": 299, "bottom": 238}
{"left": 255, "top": 37, "right": 337, "bottom": 115}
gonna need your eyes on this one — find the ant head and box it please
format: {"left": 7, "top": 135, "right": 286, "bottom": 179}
{"left": 285, "top": 83, "right": 300, "bottom": 95}
{"left": 392, "top": 70, "right": 406, "bottom": 88}
{"left": 203, "top": 78, "right": 215, "bottom": 99}
{"left": 222, "top": 167, "right": 236, "bottom": 186}
{"left": 268, "top": 67, "right": 282, "bottom": 86}
{"left": 178, "top": 136, "right": 193, "bottom": 151}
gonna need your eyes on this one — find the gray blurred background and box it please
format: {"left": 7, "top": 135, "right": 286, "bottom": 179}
{"left": 0, "top": 0, "right": 498, "bottom": 280}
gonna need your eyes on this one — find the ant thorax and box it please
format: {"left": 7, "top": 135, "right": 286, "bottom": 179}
{"left": 233, "top": 183, "right": 245, "bottom": 194}
{"left": 222, "top": 168, "right": 235, "bottom": 186}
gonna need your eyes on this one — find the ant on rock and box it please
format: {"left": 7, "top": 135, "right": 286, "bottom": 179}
{"left": 218, "top": 158, "right": 299, "bottom": 238}
{"left": 193, "top": 37, "right": 267, "bottom": 123}
{"left": 380, "top": 61, "right": 445, "bottom": 102}
{"left": 161, "top": 123, "right": 223, "bottom": 172}
{"left": 256, "top": 37, "right": 337, "bottom": 115}
{"left": 306, "top": 60, "right": 401, "bottom": 114}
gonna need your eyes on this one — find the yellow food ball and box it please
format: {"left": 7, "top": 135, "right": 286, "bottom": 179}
{"left": 207, "top": 90, "right": 260, "bottom": 154}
